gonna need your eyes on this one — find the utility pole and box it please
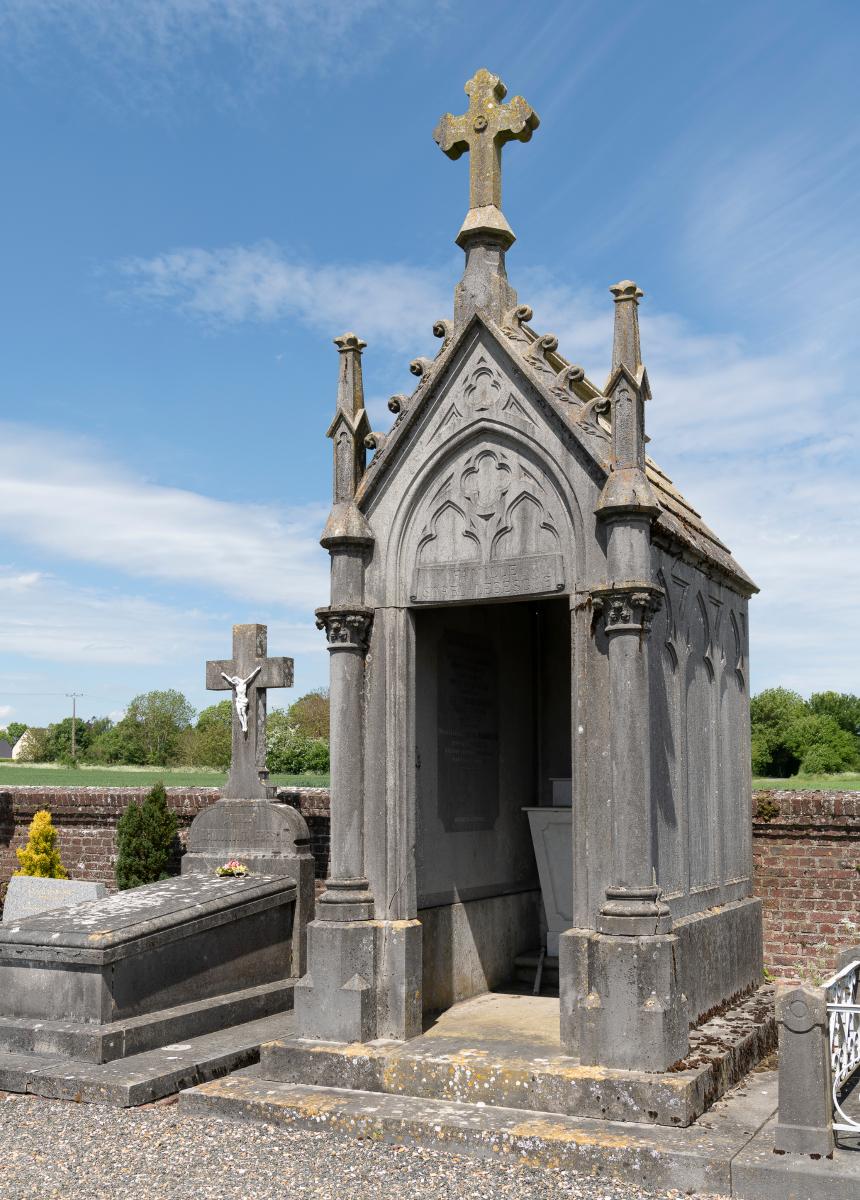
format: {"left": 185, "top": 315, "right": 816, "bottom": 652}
{"left": 66, "top": 692, "right": 83, "bottom": 759}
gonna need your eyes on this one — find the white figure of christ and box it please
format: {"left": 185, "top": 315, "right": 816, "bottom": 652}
{"left": 221, "top": 665, "right": 261, "bottom": 734}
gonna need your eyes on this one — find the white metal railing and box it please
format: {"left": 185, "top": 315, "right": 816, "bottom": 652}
{"left": 824, "top": 958, "right": 860, "bottom": 1133}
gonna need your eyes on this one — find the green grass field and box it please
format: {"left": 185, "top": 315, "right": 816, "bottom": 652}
{"left": 0, "top": 763, "right": 330, "bottom": 789}
{"left": 1, "top": 762, "right": 857, "bottom": 792}
{"left": 752, "top": 773, "right": 860, "bottom": 791}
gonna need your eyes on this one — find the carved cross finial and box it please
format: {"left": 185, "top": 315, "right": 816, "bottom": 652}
{"left": 433, "top": 68, "right": 539, "bottom": 212}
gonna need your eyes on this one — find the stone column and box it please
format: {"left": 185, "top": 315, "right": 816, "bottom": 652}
{"left": 561, "top": 281, "right": 689, "bottom": 1071}
{"left": 314, "top": 606, "right": 373, "bottom": 921}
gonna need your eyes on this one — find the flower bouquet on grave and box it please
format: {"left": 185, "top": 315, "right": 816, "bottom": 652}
{"left": 215, "top": 860, "right": 249, "bottom": 878}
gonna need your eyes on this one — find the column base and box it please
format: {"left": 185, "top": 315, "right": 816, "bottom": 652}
{"left": 295, "top": 917, "right": 421, "bottom": 1044}
{"left": 560, "top": 928, "right": 689, "bottom": 1072}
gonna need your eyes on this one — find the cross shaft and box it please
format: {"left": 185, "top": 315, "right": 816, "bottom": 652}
{"left": 433, "top": 68, "right": 539, "bottom": 211}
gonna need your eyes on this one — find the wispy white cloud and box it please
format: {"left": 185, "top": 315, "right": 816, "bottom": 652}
{"left": 0, "top": 566, "right": 325, "bottom": 668}
{"left": 0, "top": 705, "right": 13, "bottom": 720}
{"left": 117, "top": 243, "right": 451, "bottom": 353}
{"left": 102, "top": 228, "right": 860, "bottom": 695}
{"left": 0, "top": 424, "right": 328, "bottom": 608}
{"left": 0, "top": 0, "right": 432, "bottom": 105}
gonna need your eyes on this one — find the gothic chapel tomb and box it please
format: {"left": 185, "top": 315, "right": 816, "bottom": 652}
{"left": 281, "top": 68, "right": 767, "bottom": 1113}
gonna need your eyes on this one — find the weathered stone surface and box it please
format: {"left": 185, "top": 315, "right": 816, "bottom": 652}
{"left": 0, "top": 874, "right": 296, "bottom": 1028}
{"left": 295, "top": 68, "right": 764, "bottom": 1085}
{"left": 773, "top": 984, "right": 835, "bottom": 1156}
{"left": 2, "top": 876, "right": 106, "bottom": 924}
{"left": 182, "top": 798, "right": 314, "bottom": 976}
{"left": 204, "top": 624, "right": 293, "bottom": 801}
{"left": 0, "top": 1010, "right": 296, "bottom": 1107}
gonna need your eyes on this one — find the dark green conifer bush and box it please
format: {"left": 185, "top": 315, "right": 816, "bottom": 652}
{"left": 115, "top": 781, "right": 179, "bottom": 890}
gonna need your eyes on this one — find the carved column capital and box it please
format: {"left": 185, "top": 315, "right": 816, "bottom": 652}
{"left": 315, "top": 606, "right": 373, "bottom": 650}
{"left": 591, "top": 583, "right": 663, "bottom": 637}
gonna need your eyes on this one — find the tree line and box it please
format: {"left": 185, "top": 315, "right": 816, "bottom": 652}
{"left": 751, "top": 689, "right": 859, "bottom": 776}
{"left": 2, "top": 688, "right": 330, "bottom": 774}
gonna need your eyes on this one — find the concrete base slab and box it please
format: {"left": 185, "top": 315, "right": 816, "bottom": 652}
{"left": 0, "top": 1010, "right": 296, "bottom": 1107}
{"left": 261, "top": 986, "right": 776, "bottom": 1128}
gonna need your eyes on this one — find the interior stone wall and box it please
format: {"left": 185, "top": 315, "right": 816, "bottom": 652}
{"left": 413, "top": 602, "right": 540, "bottom": 909}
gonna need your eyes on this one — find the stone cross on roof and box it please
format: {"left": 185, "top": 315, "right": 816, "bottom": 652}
{"left": 206, "top": 624, "right": 293, "bottom": 800}
{"left": 433, "top": 68, "right": 539, "bottom": 212}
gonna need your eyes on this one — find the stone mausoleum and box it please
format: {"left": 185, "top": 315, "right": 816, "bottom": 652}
{"left": 293, "top": 67, "right": 763, "bottom": 1078}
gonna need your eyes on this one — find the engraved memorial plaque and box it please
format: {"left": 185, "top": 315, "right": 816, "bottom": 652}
{"left": 437, "top": 631, "right": 499, "bottom": 832}
{"left": 413, "top": 552, "right": 563, "bottom": 605}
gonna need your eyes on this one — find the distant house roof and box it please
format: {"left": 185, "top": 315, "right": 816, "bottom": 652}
{"left": 0, "top": 739, "right": 12, "bottom": 760}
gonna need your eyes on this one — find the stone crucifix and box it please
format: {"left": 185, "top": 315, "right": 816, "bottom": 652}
{"left": 433, "top": 68, "right": 539, "bottom": 212}
{"left": 206, "top": 624, "right": 293, "bottom": 800}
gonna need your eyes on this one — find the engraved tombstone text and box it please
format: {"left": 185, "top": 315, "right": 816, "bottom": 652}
{"left": 437, "top": 631, "right": 499, "bottom": 832}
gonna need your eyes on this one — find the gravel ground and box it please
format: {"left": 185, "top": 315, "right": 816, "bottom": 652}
{"left": 0, "top": 1092, "right": 728, "bottom": 1200}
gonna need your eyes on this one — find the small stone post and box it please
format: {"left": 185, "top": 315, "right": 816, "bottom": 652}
{"left": 774, "top": 984, "right": 835, "bottom": 1157}
{"left": 563, "top": 282, "right": 689, "bottom": 1071}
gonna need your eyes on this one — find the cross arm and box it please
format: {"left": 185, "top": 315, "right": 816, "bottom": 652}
{"left": 498, "top": 95, "right": 539, "bottom": 144}
{"left": 433, "top": 112, "right": 470, "bottom": 160}
{"left": 258, "top": 657, "right": 294, "bottom": 689}
{"left": 206, "top": 660, "right": 235, "bottom": 691}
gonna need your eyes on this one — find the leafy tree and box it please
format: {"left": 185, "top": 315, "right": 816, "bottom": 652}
{"left": 6, "top": 722, "right": 27, "bottom": 746}
{"left": 14, "top": 810, "right": 68, "bottom": 879}
{"left": 87, "top": 718, "right": 146, "bottom": 765}
{"left": 286, "top": 690, "right": 330, "bottom": 740}
{"left": 266, "top": 721, "right": 330, "bottom": 774}
{"left": 185, "top": 700, "right": 232, "bottom": 770}
{"left": 115, "top": 782, "right": 179, "bottom": 889}
{"left": 751, "top": 687, "right": 860, "bottom": 777}
{"left": 809, "top": 692, "right": 860, "bottom": 738}
{"left": 44, "top": 716, "right": 92, "bottom": 761}
{"left": 123, "top": 690, "right": 196, "bottom": 765}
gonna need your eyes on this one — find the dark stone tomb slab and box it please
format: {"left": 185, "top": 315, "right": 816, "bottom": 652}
{"left": 0, "top": 873, "right": 296, "bottom": 1063}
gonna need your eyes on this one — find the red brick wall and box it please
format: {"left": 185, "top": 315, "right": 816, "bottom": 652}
{"left": 2, "top": 786, "right": 857, "bottom": 982}
{"left": 0, "top": 786, "right": 330, "bottom": 891}
{"left": 753, "top": 790, "right": 860, "bottom": 982}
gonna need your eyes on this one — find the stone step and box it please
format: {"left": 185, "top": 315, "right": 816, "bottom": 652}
{"left": 0, "top": 1009, "right": 296, "bottom": 1107}
{"left": 180, "top": 1069, "right": 860, "bottom": 1200}
{"left": 0, "top": 977, "right": 296, "bottom": 1064}
{"left": 513, "top": 951, "right": 559, "bottom": 989}
{"left": 178, "top": 1068, "right": 759, "bottom": 1198}
{"left": 260, "top": 986, "right": 777, "bottom": 1128}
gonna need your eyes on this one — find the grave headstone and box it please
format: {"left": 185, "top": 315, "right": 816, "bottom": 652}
{"left": 2, "top": 876, "right": 106, "bottom": 924}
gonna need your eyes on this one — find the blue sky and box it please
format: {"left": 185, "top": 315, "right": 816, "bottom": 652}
{"left": 0, "top": 0, "right": 857, "bottom": 729}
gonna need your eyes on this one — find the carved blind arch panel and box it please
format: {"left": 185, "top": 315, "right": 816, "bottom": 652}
{"left": 390, "top": 427, "right": 579, "bottom": 608}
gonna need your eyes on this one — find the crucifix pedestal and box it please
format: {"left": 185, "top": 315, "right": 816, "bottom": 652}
{"left": 182, "top": 623, "right": 315, "bottom": 976}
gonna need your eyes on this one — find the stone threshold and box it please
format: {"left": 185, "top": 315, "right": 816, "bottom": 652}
{"left": 259, "top": 986, "right": 776, "bottom": 1128}
{"left": 0, "top": 978, "right": 295, "bottom": 1063}
{"left": 0, "top": 1010, "right": 296, "bottom": 1107}
{"left": 179, "top": 1065, "right": 860, "bottom": 1198}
